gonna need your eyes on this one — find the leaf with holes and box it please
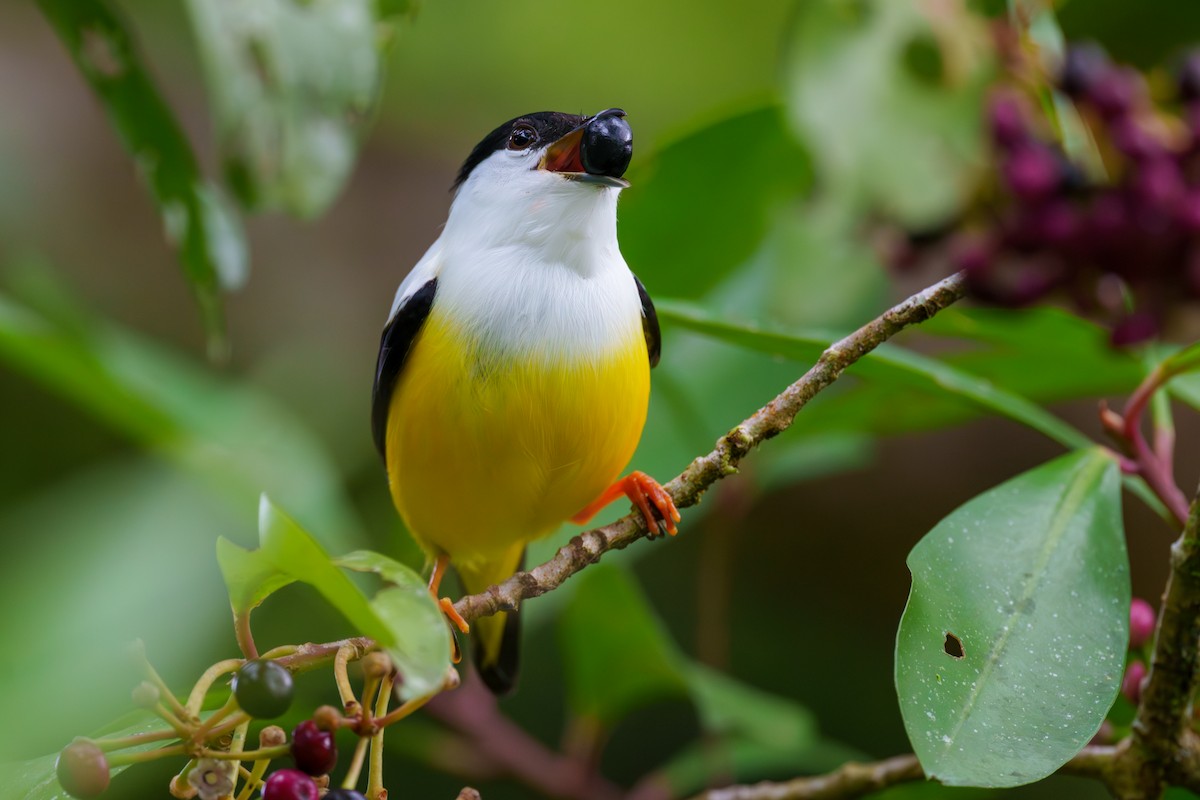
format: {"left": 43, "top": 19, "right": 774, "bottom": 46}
{"left": 896, "top": 448, "right": 1128, "bottom": 787}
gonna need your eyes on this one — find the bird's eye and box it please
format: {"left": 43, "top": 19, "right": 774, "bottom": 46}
{"left": 508, "top": 125, "right": 538, "bottom": 151}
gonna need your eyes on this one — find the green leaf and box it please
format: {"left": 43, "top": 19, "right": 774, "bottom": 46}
{"left": 782, "top": 0, "right": 994, "bottom": 226}
{"left": 216, "top": 536, "right": 296, "bottom": 617}
{"left": 222, "top": 497, "right": 450, "bottom": 698}
{"left": 619, "top": 104, "right": 812, "bottom": 299}
{"left": 558, "top": 564, "right": 689, "bottom": 725}
{"left": 10, "top": 713, "right": 168, "bottom": 800}
{"left": 896, "top": 448, "right": 1128, "bottom": 788}
{"left": 0, "top": 287, "right": 360, "bottom": 544}
{"left": 654, "top": 299, "right": 1093, "bottom": 449}
{"left": 335, "top": 550, "right": 422, "bottom": 585}
{"left": 35, "top": 0, "right": 246, "bottom": 341}
{"left": 687, "top": 664, "right": 816, "bottom": 748}
{"left": 184, "top": 0, "right": 381, "bottom": 217}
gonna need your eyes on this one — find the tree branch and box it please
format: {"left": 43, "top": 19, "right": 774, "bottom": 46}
{"left": 1115, "top": 480, "right": 1200, "bottom": 798}
{"left": 683, "top": 745, "right": 1118, "bottom": 800}
{"left": 453, "top": 272, "right": 969, "bottom": 624}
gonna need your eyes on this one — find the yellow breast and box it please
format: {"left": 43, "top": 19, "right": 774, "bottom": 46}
{"left": 385, "top": 309, "right": 650, "bottom": 568}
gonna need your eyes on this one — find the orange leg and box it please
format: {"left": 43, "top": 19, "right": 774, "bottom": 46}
{"left": 429, "top": 554, "right": 470, "bottom": 635}
{"left": 572, "top": 471, "right": 681, "bottom": 536}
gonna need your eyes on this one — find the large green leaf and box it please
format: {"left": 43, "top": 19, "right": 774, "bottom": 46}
{"left": 896, "top": 448, "right": 1128, "bottom": 787}
{"left": 217, "top": 497, "right": 449, "bottom": 699}
{"left": 184, "top": 0, "right": 382, "bottom": 217}
{"left": 36, "top": 0, "right": 246, "bottom": 340}
{"left": 619, "top": 104, "right": 812, "bottom": 299}
{"left": 0, "top": 289, "right": 359, "bottom": 543}
{"left": 782, "top": 0, "right": 993, "bottom": 226}
{"left": 558, "top": 564, "right": 689, "bottom": 725}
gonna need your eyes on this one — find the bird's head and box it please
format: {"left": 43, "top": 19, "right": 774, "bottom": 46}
{"left": 452, "top": 108, "right": 634, "bottom": 195}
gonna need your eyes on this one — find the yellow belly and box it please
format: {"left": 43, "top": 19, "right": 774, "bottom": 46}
{"left": 385, "top": 310, "right": 650, "bottom": 569}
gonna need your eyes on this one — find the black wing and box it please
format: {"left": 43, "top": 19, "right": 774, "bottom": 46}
{"left": 634, "top": 274, "right": 661, "bottom": 368}
{"left": 371, "top": 278, "right": 438, "bottom": 462}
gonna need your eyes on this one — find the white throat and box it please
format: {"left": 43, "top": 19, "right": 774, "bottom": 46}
{"left": 429, "top": 161, "right": 641, "bottom": 363}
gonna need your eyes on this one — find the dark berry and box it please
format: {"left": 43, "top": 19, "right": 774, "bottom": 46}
{"left": 1176, "top": 50, "right": 1200, "bottom": 103}
{"left": 56, "top": 741, "right": 110, "bottom": 799}
{"left": 324, "top": 791, "right": 368, "bottom": 800}
{"left": 1110, "top": 118, "right": 1163, "bottom": 162}
{"left": 987, "top": 91, "right": 1029, "bottom": 149}
{"left": 1110, "top": 312, "right": 1159, "bottom": 347}
{"left": 1002, "top": 144, "right": 1063, "bottom": 201}
{"left": 581, "top": 109, "right": 633, "bottom": 179}
{"left": 950, "top": 234, "right": 994, "bottom": 274}
{"left": 1177, "top": 190, "right": 1200, "bottom": 233}
{"left": 232, "top": 660, "right": 294, "bottom": 719}
{"left": 1090, "top": 67, "right": 1145, "bottom": 120}
{"left": 291, "top": 720, "right": 337, "bottom": 776}
{"left": 1129, "top": 598, "right": 1156, "bottom": 649}
{"left": 1059, "top": 42, "right": 1111, "bottom": 99}
{"left": 1131, "top": 159, "right": 1185, "bottom": 211}
{"left": 1121, "top": 659, "right": 1148, "bottom": 704}
{"left": 262, "top": 769, "right": 319, "bottom": 800}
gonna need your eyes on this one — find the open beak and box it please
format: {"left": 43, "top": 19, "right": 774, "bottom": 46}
{"left": 539, "top": 111, "right": 632, "bottom": 188}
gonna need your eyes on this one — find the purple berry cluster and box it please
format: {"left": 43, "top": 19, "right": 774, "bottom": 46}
{"left": 959, "top": 43, "right": 1200, "bottom": 345}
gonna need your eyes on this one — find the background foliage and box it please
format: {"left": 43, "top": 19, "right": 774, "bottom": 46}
{"left": 4, "top": 0, "right": 1200, "bottom": 798}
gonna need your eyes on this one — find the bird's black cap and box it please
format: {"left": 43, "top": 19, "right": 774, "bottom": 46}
{"left": 453, "top": 109, "right": 632, "bottom": 190}
{"left": 454, "top": 111, "right": 585, "bottom": 190}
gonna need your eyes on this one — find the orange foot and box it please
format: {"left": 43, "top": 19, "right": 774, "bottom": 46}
{"left": 429, "top": 555, "right": 470, "bottom": 647}
{"left": 572, "top": 471, "right": 681, "bottom": 537}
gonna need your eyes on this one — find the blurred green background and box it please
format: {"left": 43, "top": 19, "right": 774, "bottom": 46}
{"left": 3, "top": 0, "right": 1200, "bottom": 798}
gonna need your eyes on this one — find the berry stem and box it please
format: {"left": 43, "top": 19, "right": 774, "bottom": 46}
{"left": 342, "top": 733, "right": 371, "bottom": 791}
{"left": 233, "top": 758, "right": 268, "bottom": 800}
{"left": 200, "top": 744, "right": 290, "bottom": 761}
{"left": 94, "top": 727, "right": 179, "bottom": 752}
{"left": 138, "top": 657, "right": 192, "bottom": 723}
{"left": 367, "top": 673, "right": 394, "bottom": 800}
{"left": 1120, "top": 365, "right": 1190, "bottom": 527}
{"left": 107, "top": 743, "right": 187, "bottom": 766}
{"left": 191, "top": 696, "right": 239, "bottom": 742}
{"left": 335, "top": 644, "right": 360, "bottom": 716}
{"left": 186, "top": 658, "right": 244, "bottom": 717}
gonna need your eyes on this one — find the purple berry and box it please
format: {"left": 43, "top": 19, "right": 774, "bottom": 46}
{"left": 1121, "top": 660, "right": 1148, "bottom": 704}
{"left": 1177, "top": 190, "right": 1200, "bottom": 233}
{"left": 1090, "top": 67, "right": 1145, "bottom": 120}
{"left": 291, "top": 720, "right": 337, "bottom": 776}
{"left": 1059, "top": 42, "right": 1111, "bottom": 99}
{"left": 1129, "top": 598, "right": 1157, "bottom": 649}
{"left": 262, "top": 769, "right": 319, "bottom": 800}
{"left": 1131, "top": 159, "right": 1185, "bottom": 211}
{"left": 56, "top": 741, "right": 110, "bottom": 799}
{"left": 1110, "top": 118, "right": 1163, "bottom": 162}
{"left": 987, "top": 91, "right": 1029, "bottom": 149}
{"left": 951, "top": 234, "right": 994, "bottom": 274}
{"left": 1110, "top": 312, "right": 1159, "bottom": 347}
{"left": 1177, "top": 50, "right": 1200, "bottom": 102}
{"left": 1002, "top": 144, "right": 1063, "bottom": 201}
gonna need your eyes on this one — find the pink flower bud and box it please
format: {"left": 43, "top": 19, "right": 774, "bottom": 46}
{"left": 1129, "top": 597, "right": 1157, "bottom": 649}
{"left": 1122, "top": 660, "right": 1148, "bottom": 704}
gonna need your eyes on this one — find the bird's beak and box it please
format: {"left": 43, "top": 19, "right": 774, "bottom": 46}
{"left": 539, "top": 110, "right": 632, "bottom": 189}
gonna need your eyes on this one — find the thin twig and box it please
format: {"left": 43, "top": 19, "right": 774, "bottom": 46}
{"left": 454, "top": 272, "right": 969, "bottom": 625}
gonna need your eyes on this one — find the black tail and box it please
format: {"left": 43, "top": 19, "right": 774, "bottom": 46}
{"left": 474, "top": 607, "right": 521, "bottom": 695}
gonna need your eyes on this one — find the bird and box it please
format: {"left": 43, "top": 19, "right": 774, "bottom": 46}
{"left": 371, "top": 108, "right": 680, "bottom": 694}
